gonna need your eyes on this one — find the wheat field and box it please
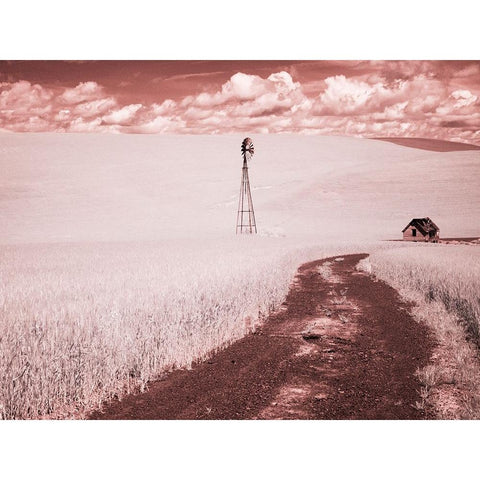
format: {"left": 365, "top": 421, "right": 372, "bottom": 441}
{"left": 366, "top": 245, "right": 480, "bottom": 342}
{"left": 0, "top": 238, "right": 380, "bottom": 419}
{"left": 363, "top": 244, "right": 480, "bottom": 417}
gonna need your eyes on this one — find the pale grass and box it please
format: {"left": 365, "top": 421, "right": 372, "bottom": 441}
{"left": 0, "top": 238, "right": 387, "bottom": 419}
{"left": 362, "top": 245, "right": 480, "bottom": 419}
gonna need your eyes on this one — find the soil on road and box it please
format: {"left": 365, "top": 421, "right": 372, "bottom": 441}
{"left": 90, "top": 253, "right": 435, "bottom": 420}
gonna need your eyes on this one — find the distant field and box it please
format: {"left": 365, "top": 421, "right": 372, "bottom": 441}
{"left": 373, "top": 137, "right": 480, "bottom": 152}
{"left": 441, "top": 237, "right": 480, "bottom": 242}
{"left": 1, "top": 133, "right": 480, "bottom": 243}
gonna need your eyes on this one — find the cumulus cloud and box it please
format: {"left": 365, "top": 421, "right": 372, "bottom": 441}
{"left": 151, "top": 99, "right": 177, "bottom": 115}
{"left": 129, "top": 114, "right": 186, "bottom": 134}
{"left": 313, "top": 74, "right": 447, "bottom": 119}
{"left": 176, "top": 71, "right": 309, "bottom": 133}
{"left": 0, "top": 81, "right": 53, "bottom": 117}
{"left": 67, "top": 116, "right": 104, "bottom": 133}
{"left": 71, "top": 97, "right": 117, "bottom": 118}
{"left": 435, "top": 89, "right": 478, "bottom": 116}
{"left": 59, "top": 81, "right": 105, "bottom": 105}
{"left": 0, "top": 63, "right": 479, "bottom": 144}
{"left": 182, "top": 71, "right": 304, "bottom": 111}
{"left": 0, "top": 80, "right": 120, "bottom": 132}
{"left": 314, "top": 75, "right": 388, "bottom": 115}
{"left": 182, "top": 72, "right": 270, "bottom": 107}
{"left": 102, "top": 104, "right": 142, "bottom": 125}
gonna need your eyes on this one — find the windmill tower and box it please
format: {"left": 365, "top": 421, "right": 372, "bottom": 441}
{"left": 236, "top": 137, "right": 257, "bottom": 234}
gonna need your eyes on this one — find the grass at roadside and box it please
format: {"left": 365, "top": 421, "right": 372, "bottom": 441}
{"left": 359, "top": 245, "right": 480, "bottom": 418}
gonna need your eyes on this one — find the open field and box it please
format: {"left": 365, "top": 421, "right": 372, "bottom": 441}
{"left": 1, "top": 134, "right": 479, "bottom": 418}
{"left": 1, "top": 133, "right": 480, "bottom": 244}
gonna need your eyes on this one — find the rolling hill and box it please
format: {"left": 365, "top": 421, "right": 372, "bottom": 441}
{"left": 1, "top": 133, "right": 479, "bottom": 244}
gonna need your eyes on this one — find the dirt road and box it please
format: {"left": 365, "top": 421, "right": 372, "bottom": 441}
{"left": 90, "top": 254, "right": 435, "bottom": 420}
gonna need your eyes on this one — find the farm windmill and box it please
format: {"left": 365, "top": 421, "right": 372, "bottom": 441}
{"left": 236, "top": 137, "right": 257, "bottom": 234}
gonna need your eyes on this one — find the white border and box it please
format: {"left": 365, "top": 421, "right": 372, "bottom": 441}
{"left": 1, "top": 1, "right": 478, "bottom": 478}
{"left": 1, "top": 0, "right": 479, "bottom": 59}
{"left": 1, "top": 420, "right": 479, "bottom": 479}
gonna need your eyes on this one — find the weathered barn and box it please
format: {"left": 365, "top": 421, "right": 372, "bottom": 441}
{"left": 402, "top": 217, "right": 440, "bottom": 242}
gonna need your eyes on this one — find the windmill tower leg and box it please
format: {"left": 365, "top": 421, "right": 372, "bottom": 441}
{"left": 236, "top": 162, "right": 245, "bottom": 234}
{"left": 236, "top": 156, "right": 257, "bottom": 234}
{"left": 243, "top": 162, "right": 257, "bottom": 233}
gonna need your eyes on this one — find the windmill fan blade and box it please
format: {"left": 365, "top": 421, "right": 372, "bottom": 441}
{"left": 241, "top": 137, "right": 254, "bottom": 158}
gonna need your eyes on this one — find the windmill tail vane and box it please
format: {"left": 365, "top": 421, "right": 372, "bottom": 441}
{"left": 236, "top": 137, "right": 257, "bottom": 234}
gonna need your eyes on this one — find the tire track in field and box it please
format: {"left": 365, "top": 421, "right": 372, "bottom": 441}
{"left": 90, "top": 253, "right": 435, "bottom": 420}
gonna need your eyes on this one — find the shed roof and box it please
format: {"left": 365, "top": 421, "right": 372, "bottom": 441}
{"left": 402, "top": 217, "right": 439, "bottom": 234}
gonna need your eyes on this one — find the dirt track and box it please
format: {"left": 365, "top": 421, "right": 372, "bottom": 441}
{"left": 90, "top": 254, "right": 435, "bottom": 420}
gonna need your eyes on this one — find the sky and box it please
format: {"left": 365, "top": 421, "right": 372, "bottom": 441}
{"left": 1, "top": 60, "right": 479, "bottom": 144}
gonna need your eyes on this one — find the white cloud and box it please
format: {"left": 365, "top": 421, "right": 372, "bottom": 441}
{"left": 72, "top": 97, "right": 117, "bottom": 118}
{"left": 436, "top": 89, "right": 478, "bottom": 116}
{"left": 183, "top": 71, "right": 303, "bottom": 110}
{"left": 0, "top": 80, "right": 53, "bottom": 115}
{"left": 151, "top": 99, "right": 177, "bottom": 115}
{"left": 130, "top": 115, "right": 186, "bottom": 134}
{"left": 59, "top": 82, "right": 105, "bottom": 105}
{"left": 315, "top": 75, "right": 386, "bottom": 115}
{"left": 102, "top": 104, "right": 142, "bottom": 125}
{"left": 0, "top": 68, "right": 479, "bottom": 144}
{"left": 451, "top": 89, "right": 477, "bottom": 108}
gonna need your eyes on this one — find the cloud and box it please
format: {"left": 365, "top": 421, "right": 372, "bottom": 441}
{"left": 151, "top": 99, "right": 177, "bottom": 115}
{"left": 102, "top": 104, "right": 142, "bottom": 125}
{"left": 314, "top": 75, "right": 388, "bottom": 115}
{"left": 182, "top": 71, "right": 303, "bottom": 110}
{"left": 185, "top": 72, "right": 269, "bottom": 107}
{"left": 176, "top": 71, "right": 309, "bottom": 133}
{"left": 435, "top": 89, "right": 478, "bottom": 116}
{"left": 0, "top": 63, "right": 479, "bottom": 144}
{"left": 71, "top": 97, "right": 117, "bottom": 118}
{"left": 312, "top": 74, "right": 447, "bottom": 118}
{"left": 0, "top": 81, "right": 120, "bottom": 132}
{"left": 59, "top": 81, "right": 105, "bottom": 105}
{"left": 129, "top": 114, "right": 186, "bottom": 134}
{"left": 0, "top": 80, "right": 53, "bottom": 116}
{"left": 176, "top": 69, "right": 479, "bottom": 142}
{"left": 67, "top": 116, "right": 104, "bottom": 133}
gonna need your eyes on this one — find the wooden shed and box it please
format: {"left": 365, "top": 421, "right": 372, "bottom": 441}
{"left": 402, "top": 217, "right": 440, "bottom": 242}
